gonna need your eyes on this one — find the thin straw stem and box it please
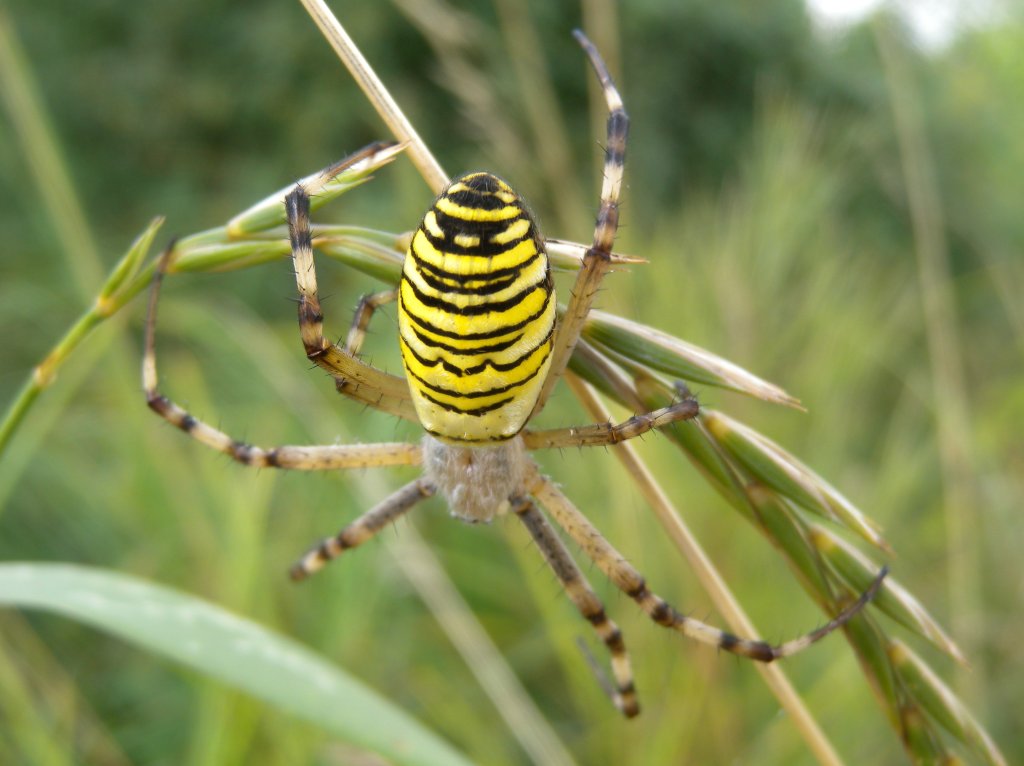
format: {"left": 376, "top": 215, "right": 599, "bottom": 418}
{"left": 565, "top": 374, "right": 847, "bottom": 766}
{"left": 297, "top": 0, "right": 449, "bottom": 193}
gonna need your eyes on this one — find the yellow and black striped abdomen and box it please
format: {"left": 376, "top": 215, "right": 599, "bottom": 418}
{"left": 398, "top": 172, "right": 556, "bottom": 444}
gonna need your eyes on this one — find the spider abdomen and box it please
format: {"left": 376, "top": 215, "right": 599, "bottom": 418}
{"left": 398, "top": 172, "right": 556, "bottom": 444}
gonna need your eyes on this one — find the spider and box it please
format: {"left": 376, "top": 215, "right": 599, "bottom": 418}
{"left": 142, "top": 30, "right": 885, "bottom": 718}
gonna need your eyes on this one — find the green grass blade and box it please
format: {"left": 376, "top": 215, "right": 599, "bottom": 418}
{"left": 98, "top": 216, "right": 163, "bottom": 302}
{"left": 172, "top": 240, "right": 292, "bottom": 273}
{"left": 704, "top": 410, "right": 889, "bottom": 551}
{"left": 226, "top": 141, "right": 405, "bottom": 235}
{"left": 888, "top": 640, "right": 1008, "bottom": 766}
{"left": 583, "top": 309, "right": 801, "bottom": 407}
{"left": 809, "top": 526, "right": 964, "bottom": 662}
{"left": 0, "top": 563, "right": 473, "bottom": 766}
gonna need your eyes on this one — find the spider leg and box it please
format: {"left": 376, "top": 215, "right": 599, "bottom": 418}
{"left": 521, "top": 394, "right": 698, "bottom": 450}
{"left": 529, "top": 471, "right": 887, "bottom": 661}
{"left": 285, "top": 187, "right": 417, "bottom": 422}
{"left": 142, "top": 243, "right": 422, "bottom": 470}
{"left": 344, "top": 288, "right": 398, "bottom": 357}
{"left": 533, "top": 30, "right": 628, "bottom": 415}
{"left": 290, "top": 477, "right": 436, "bottom": 580}
{"left": 512, "top": 496, "right": 639, "bottom": 718}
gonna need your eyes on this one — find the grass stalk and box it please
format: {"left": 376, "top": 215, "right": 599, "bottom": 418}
{"left": 565, "top": 374, "right": 848, "bottom": 766}
{"left": 294, "top": 10, "right": 846, "bottom": 758}
{"left": 296, "top": 0, "right": 448, "bottom": 192}
{"left": 0, "top": 220, "right": 161, "bottom": 456}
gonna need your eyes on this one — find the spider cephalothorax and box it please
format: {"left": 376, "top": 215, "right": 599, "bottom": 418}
{"left": 143, "top": 30, "right": 885, "bottom": 718}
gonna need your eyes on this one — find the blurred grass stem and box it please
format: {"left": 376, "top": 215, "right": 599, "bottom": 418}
{"left": 0, "top": 14, "right": 154, "bottom": 458}
{"left": 0, "top": 10, "right": 103, "bottom": 294}
{"left": 388, "top": 525, "right": 578, "bottom": 766}
{"left": 875, "top": 20, "right": 981, "bottom": 706}
{"left": 494, "top": 0, "right": 587, "bottom": 230}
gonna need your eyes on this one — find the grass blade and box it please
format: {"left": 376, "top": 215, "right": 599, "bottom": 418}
{"left": 809, "top": 526, "right": 964, "bottom": 662}
{"left": 584, "top": 310, "right": 802, "bottom": 407}
{"left": 565, "top": 376, "right": 848, "bottom": 766}
{"left": 0, "top": 563, "right": 473, "bottom": 766}
{"left": 703, "top": 410, "right": 889, "bottom": 551}
{"left": 888, "top": 640, "right": 1007, "bottom": 766}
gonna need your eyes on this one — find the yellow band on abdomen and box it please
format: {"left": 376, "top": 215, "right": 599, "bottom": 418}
{"left": 398, "top": 172, "right": 556, "bottom": 444}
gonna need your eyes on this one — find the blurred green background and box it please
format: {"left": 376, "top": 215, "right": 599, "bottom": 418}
{"left": 1, "top": 0, "right": 1021, "bottom": 764}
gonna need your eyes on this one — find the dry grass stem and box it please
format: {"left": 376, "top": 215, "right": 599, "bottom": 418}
{"left": 565, "top": 374, "right": 848, "bottom": 766}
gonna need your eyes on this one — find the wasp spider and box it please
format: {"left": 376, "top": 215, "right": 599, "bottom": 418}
{"left": 143, "top": 30, "right": 885, "bottom": 718}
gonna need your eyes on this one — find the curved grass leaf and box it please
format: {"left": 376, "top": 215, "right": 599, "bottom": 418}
{"left": 583, "top": 309, "right": 802, "bottom": 407}
{"left": 703, "top": 410, "right": 890, "bottom": 551}
{"left": 0, "top": 563, "right": 472, "bottom": 766}
{"left": 888, "top": 639, "right": 1008, "bottom": 766}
